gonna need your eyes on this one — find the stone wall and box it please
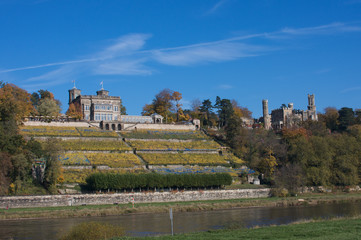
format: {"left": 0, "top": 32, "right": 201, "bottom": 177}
{"left": 123, "top": 123, "right": 196, "bottom": 131}
{"left": 0, "top": 189, "right": 270, "bottom": 209}
{"left": 24, "top": 121, "right": 92, "bottom": 127}
{"left": 24, "top": 121, "right": 196, "bottom": 131}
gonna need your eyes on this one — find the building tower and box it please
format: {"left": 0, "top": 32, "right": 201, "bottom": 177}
{"left": 307, "top": 94, "right": 318, "bottom": 121}
{"left": 262, "top": 99, "right": 271, "bottom": 130}
{"left": 68, "top": 86, "right": 81, "bottom": 104}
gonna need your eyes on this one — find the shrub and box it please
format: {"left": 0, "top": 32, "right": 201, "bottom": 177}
{"left": 59, "top": 221, "right": 124, "bottom": 240}
{"left": 86, "top": 172, "right": 232, "bottom": 191}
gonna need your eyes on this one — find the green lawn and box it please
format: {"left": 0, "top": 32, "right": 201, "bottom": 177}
{"left": 116, "top": 217, "right": 361, "bottom": 240}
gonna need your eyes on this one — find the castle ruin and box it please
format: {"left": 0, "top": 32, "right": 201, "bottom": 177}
{"left": 262, "top": 94, "right": 318, "bottom": 130}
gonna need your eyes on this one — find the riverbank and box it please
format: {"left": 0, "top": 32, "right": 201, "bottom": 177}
{"left": 116, "top": 216, "right": 361, "bottom": 239}
{"left": 1, "top": 192, "right": 361, "bottom": 220}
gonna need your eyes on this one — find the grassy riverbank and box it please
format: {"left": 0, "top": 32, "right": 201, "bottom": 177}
{"left": 116, "top": 216, "right": 361, "bottom": 240}
{"left": 1, "top": 192, "right": 361, "bottom": 220}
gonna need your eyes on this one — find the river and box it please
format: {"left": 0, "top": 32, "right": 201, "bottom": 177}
{"left": 1, "top": 201, "right": 361, "bottom": 239}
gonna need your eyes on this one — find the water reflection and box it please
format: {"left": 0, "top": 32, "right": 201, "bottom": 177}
{"left": 1, "top": 201, "right": 361, "bottom": 240}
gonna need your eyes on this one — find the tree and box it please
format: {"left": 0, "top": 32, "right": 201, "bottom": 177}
{"left": 37, "top": 98, "right": 61, "bottom": 118}
{"left": 232, "top": 100, "right": 252, "bottom": 119}
{"left": 318, "top": 107, "right": 339, "bottom": 132}
{"left": 199, "top": 99, "right": 213, "bottom": 127}
{"left": 225, "top": 114, "right": 242, "bottom": 148}
{"left": 338, "top": 107, "right": 355, "bottom": 132}
{"left": 172, "top": 91, "right": 182, "bottom": 122}
{"left": 274, "top": 163, "right": 305, "bottom": 196}
{"left": 121, "top": 106, "right": 127, "bottom": 115}
{"left": 31, "top": 89, "right": 61, "bottom": 117}
{"left": 0, "top": 152, "right": 12, "bottom": 195}
{"left": 0, "top": 82, "right": 33, "bottom": 122}
{"left": 42, "top": 138, "right": 63, "bottom": 193}
{"left": 142, "top": 89, "right": 175, "bottom": 123}
{"left": 214, "top": 97, "right": 234, "bottom": 128}
{"left": 66, "top": 102, "right": 82, "bottom": 120}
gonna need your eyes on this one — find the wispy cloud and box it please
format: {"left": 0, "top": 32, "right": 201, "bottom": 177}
{"left": 2, "top": 22, "right": 361, "bottom": 89}
{"left": 315, "top": 68, "right": 331, "bottom": 74}
{"left": 218, "top": 84, "right": 233, "bottom": 90}
{"left": 152, "top": 42, "right": 264, "bottom": 66}
{"left": 340, "top": 86, "right": 361, "bottom": 93}
{"left": 267, "top": 22, "right": 361, "bottom": 39}
{"left": 205, "top": 0, "right": 228, "bottom": 15}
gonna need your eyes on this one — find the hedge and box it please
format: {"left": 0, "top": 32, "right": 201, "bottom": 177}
{"left": 85, "top": 173, "right": 232, "bottom": 191}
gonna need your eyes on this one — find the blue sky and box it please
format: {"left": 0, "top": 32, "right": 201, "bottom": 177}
{"left": 1, "top": 0, "right": 361, "bottom": 117}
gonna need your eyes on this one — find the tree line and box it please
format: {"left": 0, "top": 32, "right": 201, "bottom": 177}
{"left": 0, "top": 82, "right": 63, "bottom": 195}
{"left": 223, "top": 108, "right": 361, "bottom": 195}
{"left": 142, "top": 88, "right": 252, "bottom": 126}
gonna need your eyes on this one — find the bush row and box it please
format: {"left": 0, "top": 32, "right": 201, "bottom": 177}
{"left": 85, "top": 173, "right": 232, "bottom": 191}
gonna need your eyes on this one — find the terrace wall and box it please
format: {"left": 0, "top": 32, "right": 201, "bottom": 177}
{"left": 0, "top": 189, "right": 270, "bottom": 208}
{"left": 123, "top": 123, "right": 196, "bottom": 131}
{"left": 23, "top": 121, "right": 196, "bottom": 131}
{"left": 24, "top": 121, "right": 91, "bottom": 127}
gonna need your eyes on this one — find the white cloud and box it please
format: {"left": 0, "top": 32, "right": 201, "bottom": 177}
{"left": 152, "top": 42, "right": 262, "bottom": 66}
{"left": 3, "top": 22, "right": 361, "bottom": 88}
{"left": 94, "top": 59, "right": 152, "bottom": 76}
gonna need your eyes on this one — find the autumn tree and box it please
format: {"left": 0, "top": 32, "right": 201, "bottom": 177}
{"left": 0, "top": 82, "right": 33, "bottom": 122}
{"left": 142, "top": 89, "right": 174, "bottom": 122}
{"left": 172, "top": 91, "right": 182, "bottom": 122}
{"left": 232, "top": 100, "right": 252, "bottom": 119}
{"left": 142, "top": 89, "right": 188, "bottom": 123}
{"left": 66, "top": 102, "right": 82, "bottom": 120}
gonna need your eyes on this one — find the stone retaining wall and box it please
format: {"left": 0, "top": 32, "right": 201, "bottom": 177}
{"left": 24, "top": 121, "right": 92, "bottom": 127}
{"left": 123, "top": 124, "right": 196, "bottom": 131}
{"left": 0, "top": 189, "right": 270, "bottom": 209}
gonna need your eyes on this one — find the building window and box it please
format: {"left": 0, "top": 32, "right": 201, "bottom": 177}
{"left": 114, "top": 115, "right": 118, "bottom": 121}
{"left": 101, "top": 114, "right": 107, "bottom": 121}
{"left": 107, "top": 105, "right": 112, "bottom": 110}
{"left": 85, "top": 105, "right": 90, "bottom": 111}
{"left": 107, "top": 114, "right": 112, "bottom": 121}
{"left": 85, "top": 114, "right": 89, "bottom": 120}
{"left": 114, "top": 106, "right": 118, "bottom": 111}
{"left": 95, "top": 114, "right": 100, "bottom": 121}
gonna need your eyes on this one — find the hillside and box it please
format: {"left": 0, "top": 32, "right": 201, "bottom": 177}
{"left": 20, "top": 126, "right": 249, "bottom": 187}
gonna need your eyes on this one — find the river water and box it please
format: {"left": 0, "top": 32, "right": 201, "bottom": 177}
{"left": 1, "top": 201, "right": 361, "bottom": 239}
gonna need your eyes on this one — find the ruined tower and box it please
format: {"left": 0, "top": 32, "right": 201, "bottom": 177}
{"left": 262, "top": 99, "right": 271, "bottom": 130}
{"left": 307, "top": 94, "right": 318, "bottom": 120}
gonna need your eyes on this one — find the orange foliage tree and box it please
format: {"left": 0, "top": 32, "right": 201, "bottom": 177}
{"left": 0, "top": 82, "right": 34, "bottom": 122}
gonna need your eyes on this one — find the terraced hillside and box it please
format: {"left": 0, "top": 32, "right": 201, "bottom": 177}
{"left": 21, "top": 126, "right": 247, "bottom": 184}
